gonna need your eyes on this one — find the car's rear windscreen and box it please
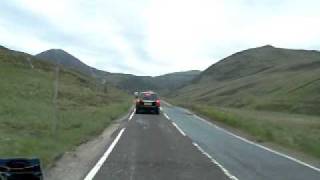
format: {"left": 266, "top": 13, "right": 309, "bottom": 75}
{"left": 141, "top": 93, "right": 158, "bottom": 100}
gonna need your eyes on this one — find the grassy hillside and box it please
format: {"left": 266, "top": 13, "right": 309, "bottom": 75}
{"left": 171, "top": 45, "right": 320, "bottom": 158}
{"left": 0, "top": 47, "right": 131, "bottom": 167}
{"left": 174, "top": 45, "right": 320, "bottom": 115}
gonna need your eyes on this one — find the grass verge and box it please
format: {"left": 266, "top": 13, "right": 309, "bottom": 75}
{"left": 0, "top": 52, "right": 131, "bottom": 167}
{"left": 178, "top": 103, "right": 320, "bottom": 159}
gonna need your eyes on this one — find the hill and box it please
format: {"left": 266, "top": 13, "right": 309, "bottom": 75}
{"left": 169, "top": 45, "right": 320, "bottom": 158}
{"left": 36, "top": 49, "right": 200, "bottom": 94}
{"left": 36, "top": 49, "right": 97, "bottom": 76}
{"left": 0, "top": 46, "right": 130, "bottom": 167}
{"left": 152, "top": 70, "right": 201, "bottom": 94}
{"left": 173, "top": 45, "right": 320, "bottom": 115}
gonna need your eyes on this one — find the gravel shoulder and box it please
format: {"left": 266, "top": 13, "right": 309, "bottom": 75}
{"left": 44, "top": 110, "right": 131, "bottom": 180}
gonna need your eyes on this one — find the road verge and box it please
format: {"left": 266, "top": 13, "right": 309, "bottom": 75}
{"left": 44, "top": 109, "right": 133, "bottom": 180}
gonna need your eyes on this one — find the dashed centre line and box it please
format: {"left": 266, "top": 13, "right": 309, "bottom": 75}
{"left": 192, "top": 142, "right": 238, "bottom": 180}
{"left": 171, "top": 122, "right": 186, "bottom": 136}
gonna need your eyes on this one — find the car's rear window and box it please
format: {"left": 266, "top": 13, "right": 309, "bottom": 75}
{"left": 141, "top": 93, "right": 158, "bottom": 100}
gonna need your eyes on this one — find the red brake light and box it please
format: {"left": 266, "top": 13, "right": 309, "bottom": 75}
{"left": 156, "top": 99, "right": 160, "bottom": 106}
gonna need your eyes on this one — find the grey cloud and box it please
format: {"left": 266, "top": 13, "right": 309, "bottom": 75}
{"left": 0, "top": 1, "right": 93, "bottom": 52}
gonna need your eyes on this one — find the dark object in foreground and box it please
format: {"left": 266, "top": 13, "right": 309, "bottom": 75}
{"left": 0, "top": 158, "right": 43, "bottom": 180}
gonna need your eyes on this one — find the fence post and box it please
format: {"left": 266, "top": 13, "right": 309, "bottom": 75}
{"left": 52, "top": 66, "right": 60, "bottom": 135}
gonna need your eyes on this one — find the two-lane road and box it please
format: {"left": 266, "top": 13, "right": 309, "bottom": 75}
{"left": 163, "top": 104, "right": 320, "bottom": 180}
{"left": 89, "top": 111, "right": 230, "bottom": 180}
{"left": 85, "top": 103, "right": 320, "bottom": 180}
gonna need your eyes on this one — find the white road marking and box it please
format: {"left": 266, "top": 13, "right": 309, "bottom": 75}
{"left": 128, "top": 109, "right": 135, "bottom": 121}
{"left": 84, "top": 128, "right": 126, "bottom": 180}
{"left": 194, "top": 114, "right": 219, "bottom": 128}
{"left": 164, "top": 113, "right": 170, "bottom": 120}
{"left": 192, "top": 142, "right": 238, "bottom": 180}
{"left": 193, "top": 114, "right": 320, "bottom": 173}
{"left": 171, "top": 122, "right": 186, "bottom": 136}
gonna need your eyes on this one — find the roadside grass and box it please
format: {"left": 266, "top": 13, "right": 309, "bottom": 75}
{"left": 0, "top": 55, "right": 131, "bottom": 167}
{"left": 179, "top": 103, "right": 320, "bottom": 159}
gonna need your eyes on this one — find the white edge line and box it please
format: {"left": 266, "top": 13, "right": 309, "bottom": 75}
{"left": 164, "top": 113, "right": 185, "bottom": 136}
{"left": 193, "top": 114, "right": 320, "bottom": 172}
{"left": 192, "top": 142, "right": 238, "bottom": 180}
{"left": 128, "top": 109, "right": 135, "bottom": 121}
{"left": 164, "top": 113, "right": 170, "bottom": 120}
{"left": 166, "top": 108, "right": 236, "bottom": 179}
{"left": 162, "top": 100, "right": 173, "bottom": 107}
{"left": 84, "top": 128, "right": 126, "bottom": 180}
{"left": 171, "top": 122, "right": 186, "bottom": 136}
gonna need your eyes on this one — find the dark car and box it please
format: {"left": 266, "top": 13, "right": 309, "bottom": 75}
{"left": 0, "top": 158, "right": 43, "bottom": 180}
{"left": 135, "top": 91, "right": 160, "bottom": 114}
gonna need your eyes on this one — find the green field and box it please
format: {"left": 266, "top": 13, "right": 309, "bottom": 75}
{"left": 0, "top": 48, "right": 131, "bottom": 167}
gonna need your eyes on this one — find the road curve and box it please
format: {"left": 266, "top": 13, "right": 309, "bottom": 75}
{"left": 90, "top": 111, "right": 230, "bottom": 180}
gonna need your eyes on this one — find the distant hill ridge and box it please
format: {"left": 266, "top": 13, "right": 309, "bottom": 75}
{"left": 35, "top": 48, "right": 201, "bottom": 94}
{"left": 196, "top": 45, "right": 320, "bottom": 82}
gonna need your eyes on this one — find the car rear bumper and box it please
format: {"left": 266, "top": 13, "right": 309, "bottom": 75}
{"left": 136, "top": 105, "right": 159, "bottom": 110}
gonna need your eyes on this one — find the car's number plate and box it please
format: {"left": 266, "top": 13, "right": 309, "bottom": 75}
{"left": 144, "top": 102, "right": 152, "bottom": 106}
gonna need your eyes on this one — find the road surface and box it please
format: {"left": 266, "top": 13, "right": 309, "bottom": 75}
{"left": 85, "top": 103, "right": 320, "bottom": 180}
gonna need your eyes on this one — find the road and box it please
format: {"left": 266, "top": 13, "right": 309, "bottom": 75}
{"left": 85, "top": 103, "right": 320, "bottom": 180}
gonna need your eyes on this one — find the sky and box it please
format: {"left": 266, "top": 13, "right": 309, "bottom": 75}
{"left": 0, "top": 0, "right": 320, "bottom": 76}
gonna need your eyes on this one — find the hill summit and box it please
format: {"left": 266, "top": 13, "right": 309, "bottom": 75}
{"left": 36, "top": 49, "right": 95, "bottom": 75}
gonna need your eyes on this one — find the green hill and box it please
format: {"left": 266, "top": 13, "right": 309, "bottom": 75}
{"left": 36, "top": 49, "right": 95, "bottom": 76}
{"left": 152, "top": 70, "right": 201, "bottom": 94}
{"left": 0, "top": 46, "right": 130, "bottom": 167}
{"left": 36, "top": 49, "right": 200, "bottom": 94}
{"left": 174, "top": 45, "right": 320, "bottom": 115}
{"left": 170, "top": 45, "right": 320, "bottom": 158}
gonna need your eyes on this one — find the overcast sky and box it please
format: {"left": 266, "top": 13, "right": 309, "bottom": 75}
{"left": 1, "top": 0, "right": 320, "bottom": 76}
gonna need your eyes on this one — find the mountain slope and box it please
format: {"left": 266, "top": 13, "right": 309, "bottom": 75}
{"left": 35, "top": 49, "right": 155, "bottom": 92}
{"left": 172, "top": 45, "right": 320, "bottom": 115}
{"left": 36, "top": 49, "right": 200, "bottom": 94}
{"left": 0, "top": 46, "right": 130, "bottom": 166}
{"left": 36, "top": 49, "right": 96, "bottom": 76}
{"left": 152, "top": 70, "right": 201, "bottom": 94}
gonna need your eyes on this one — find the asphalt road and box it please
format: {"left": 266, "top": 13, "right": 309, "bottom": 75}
{"left": 86, "top": 103, "right": 320, "bottom": 180}
{"left": 164, "top": 105, "right": 320, "bottom": 180}
{"left": 90, "top": 110, "right": 230, "bottom": 180}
